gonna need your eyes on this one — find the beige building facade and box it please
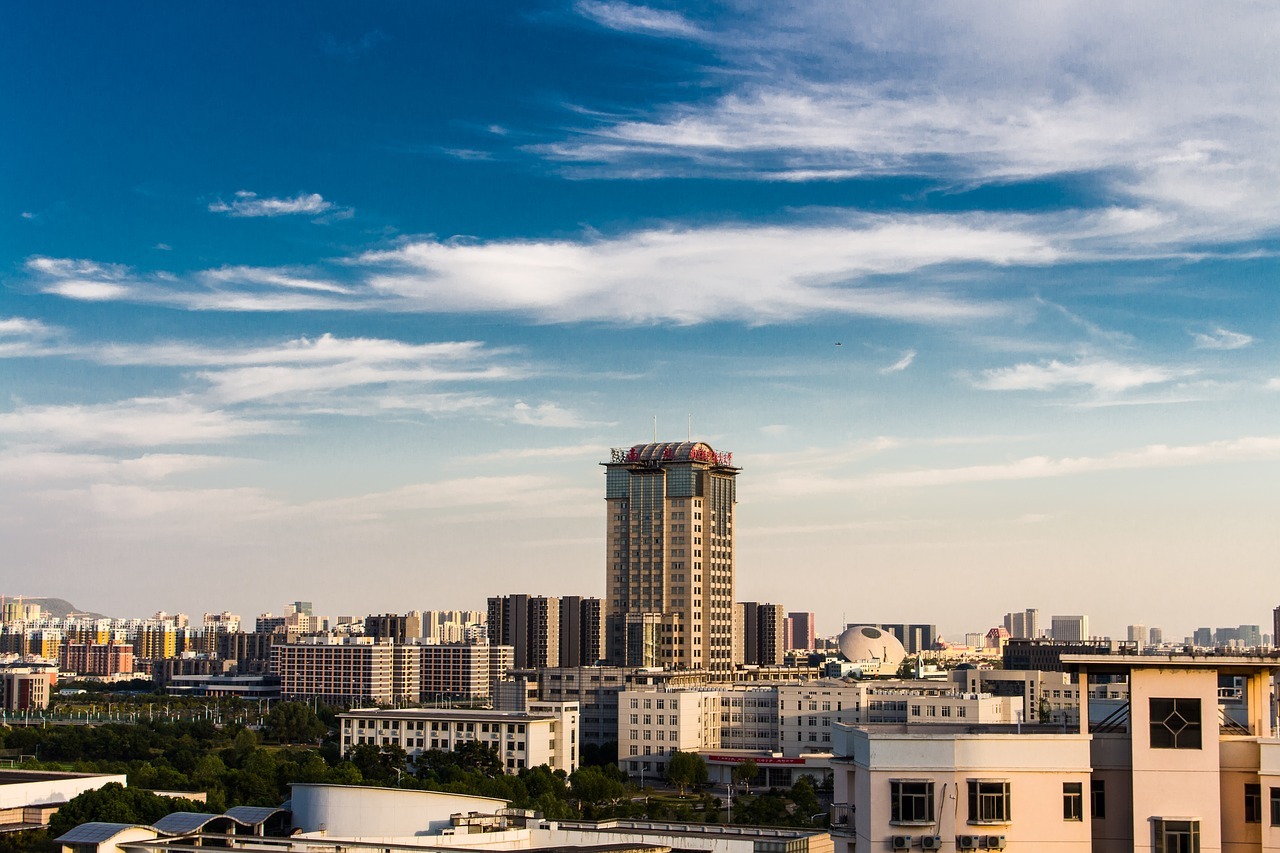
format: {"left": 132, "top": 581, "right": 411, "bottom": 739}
{"left": 339, "top": 702, "right": 580, "bottom": 774}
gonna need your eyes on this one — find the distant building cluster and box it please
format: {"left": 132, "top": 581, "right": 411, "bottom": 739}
{"left": 15, "top": 438, "right": 1280, "bottom": 851}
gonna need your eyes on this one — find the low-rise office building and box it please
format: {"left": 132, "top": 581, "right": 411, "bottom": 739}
{"left": 339, "top": 702, "right": 580, "bottom": 774}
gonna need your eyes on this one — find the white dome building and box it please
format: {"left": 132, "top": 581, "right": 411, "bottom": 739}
{"left": 837, "top": 625, "right": 907, "bottom": 673}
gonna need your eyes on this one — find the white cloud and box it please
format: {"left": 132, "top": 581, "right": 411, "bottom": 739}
{"left": 200, "top": 266, "right": 353, "bottom": 294}
{"left": 881, "top": 349, "right": 916, "bottom": 374}
{"left": 575, "top": 1, "right": 701, "bottom": 37}
{"left": 0, "top": 451, "right": 232, "bottom": 483}
{"left": 976, "top": 357, "right": 1187, "bottom": 394}
{"left": 856, "top": 436, "right": 1280, "bottom": 491}
{"left": 208, "top": 190, "right": 338, "bottom": 218}
{"left": 511, "top": 401, "right": 600, "bottom": 428}
{"left": 1192, "top": 327, "right": 1253, "bottom": 350}
{"left": 0, "top": 397, "right": 288, "bottom": 448}
{"left": 360, "top": 217, "right": 1050, "bottom": 324}
{"left": 543, "top": 3, "right": 1280, "bottom": 243}
{"left": 29, "top": 213, "right": 1058, "bottom": 324}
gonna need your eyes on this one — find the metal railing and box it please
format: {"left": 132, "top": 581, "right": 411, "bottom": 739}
{"left": 829, "top": 803, "right": 854, "bottom": 827}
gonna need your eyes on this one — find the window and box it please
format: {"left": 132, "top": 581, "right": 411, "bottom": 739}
{"left": 890, "top": 781, "right": 934, "bottom": 823}
{"left": 1149, "top": 698, "right": 1202, "bottom": 749}
{"left": 1153, "top": 818, "right": 1199, "bottom": 853}
{"left": 1091, "top": 780, "right": 1106, "bottom": 819}
{"left": 968, "top": 780, "right": 1011, "bottom": 823}
{"left": 1272, "top": 787, "right": 1280, "bottom": 826}
{"left": 1063, "top": 782, "right": 1083, "bottom": 821}
{"left": 1245, "top": 783, "right": 1262, "bottom": 823}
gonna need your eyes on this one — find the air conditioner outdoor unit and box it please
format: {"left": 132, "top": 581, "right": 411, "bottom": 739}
{"left": 921, "top": 837, "right": 943, "bottom": 850}
{"left": 985, "top": 837, "right": 1007, "bottom": 851}
{"left": 890, "top": 836, "right": 911, "bottom": 850}
{"left": 956, "top": 836, "right": 980, "bottom": 850}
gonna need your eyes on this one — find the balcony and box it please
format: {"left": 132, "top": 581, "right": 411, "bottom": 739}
{"left": 829, "top": 803, "right": 854, "bottom": 834}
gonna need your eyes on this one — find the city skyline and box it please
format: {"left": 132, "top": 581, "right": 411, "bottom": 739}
{"left": 3, "top": 3, "right": 1279, "bottom": 635}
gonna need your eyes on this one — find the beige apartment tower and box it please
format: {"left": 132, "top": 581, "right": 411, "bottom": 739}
{"left": 603, "top": 441, "right": 739, "bottom": 672}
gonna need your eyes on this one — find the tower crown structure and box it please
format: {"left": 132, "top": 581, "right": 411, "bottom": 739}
{"left": 603, "top": 441, "right": 739, "bottom": 671}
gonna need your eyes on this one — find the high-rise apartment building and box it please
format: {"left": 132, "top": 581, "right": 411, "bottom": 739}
{"left": 365, "top": 612, "right": 423, "bottom": 643}
{"left": 786, "top": 612, "right": 816, "bottom": 651}
{"left": 1003, "top": 608, "right": 1040, "bottom": 640}
{"left": 737, "top": 602, "right": 787, "bottom": 665}
{"left": 1050, "top": 614, "right": 1089, "bottom": 643}
{"left": 603, "top": 441, "right": 739, "bottom": 672}
{"left": 487, "top": 595, "right": 560, "bottom": 670}
{"left": 558, "top": 597, "right": 604, "bottom": 667}
{"left": 850, "top": 623, "right": 937, "bottom": 654}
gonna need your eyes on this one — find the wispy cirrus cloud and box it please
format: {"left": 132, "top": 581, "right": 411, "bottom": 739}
{"left": 0, "top": 397, "right": 289, "bottom": 449}
{"left": 27, "top": 212, "right": 1062, "bottom": 324}
{"left": 546, "top": 3, "right": 1280, "bottom": 244}
{"left": 1192, "top": 327, "right": 1253, "bottom": 350}
{"left": 855, "top": 435, "right": 1280, "bottom": 491}
{"left": 0, "top": 451, "right": 234, "bottom": 483}
{"left": 208, "top": 190, "right": 350, "bottom": 220}
{"left": 0, "top": 316, "right": 63, "bottom": 357}
{"left": 574, "top": 1, "right": 701, "bottom": 38}
{"left": 975, "top": 357, "right": 1189, "bottom": 395}
{"left": 881, "top": 350, "right": 916, "bottom": 374}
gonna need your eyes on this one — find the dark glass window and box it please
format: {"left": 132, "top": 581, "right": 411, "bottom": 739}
{"left": 1154, "top": 819, "right": 1199, "bottom": 853}
{"left": 1149, "top": 698, "right": 1202, "bottom": 749}
{"left": 1091, "top": 779, "right": 1106, "bottom": 819}
{"left": 1063, "top": 782, "right": 1083, "bottom": 820}
{"left": 967, "top": 780, "right": 1011, "bottom": 822}
{"left": 1245, "top": 783, "right": 1262, "bottom": 823}
{"left": 890, "top": 780, "right": 934, "bottom": 823}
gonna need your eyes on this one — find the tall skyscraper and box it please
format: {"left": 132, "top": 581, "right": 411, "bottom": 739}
{"left": 603, "top": 441, "right": 740, "bottom": 671}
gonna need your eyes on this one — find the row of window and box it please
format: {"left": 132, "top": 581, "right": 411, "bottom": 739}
{"left": 889, "top": 780, "right": 1102, "bottom": 824}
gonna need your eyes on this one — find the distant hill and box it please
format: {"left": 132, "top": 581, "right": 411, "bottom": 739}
{"left": 5, "top": 597, "right": 108, "bottom": 620}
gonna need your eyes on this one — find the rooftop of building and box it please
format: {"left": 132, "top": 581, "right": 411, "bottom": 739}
{"left": 0, "top": 769, "right": 114, "bottom": 785}
{"left": 340, "top": 708, "right": 563, "bottom": 720}
{"left": 605, "top": 441, "right": 737, "bottom": 469}
{"left": 1061, "top": 653, "right": 1280, "bottom": 675}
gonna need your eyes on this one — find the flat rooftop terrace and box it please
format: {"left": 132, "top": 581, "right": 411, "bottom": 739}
{"left": 0, "top": 770, "right": 106, "bottom": 784}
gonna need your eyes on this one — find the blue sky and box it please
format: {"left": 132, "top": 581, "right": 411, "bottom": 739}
{"left": 3, "top": 2, "right": 1278, "bottom": 640}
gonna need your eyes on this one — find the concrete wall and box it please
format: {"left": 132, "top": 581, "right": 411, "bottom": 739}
{"left": 1129, "top": 668, "right": 1222, "bottom": 852}
{"left": 289, "top": 784, "right": 508, "bottom": 837}
{"left": 0, "top": 772, "right": 128, "bottom": 809}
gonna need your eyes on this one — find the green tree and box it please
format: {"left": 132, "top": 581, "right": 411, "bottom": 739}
{"left": 731, "top": 759, "right": 759, "bottom": 795}
{"left": 789, "top": 776, "right": 821, "bottom": 823}
{"left": 265, "top": 702, "right": 327, "bottom": 744}
{"left": 665, "top": 750, "right": 707, "bottom": 795}
{"left": 48, "top": 784, "right": 206, "bottom": 838}
{"left": 569, "top": 765, "right": 626, "bottom": 805}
